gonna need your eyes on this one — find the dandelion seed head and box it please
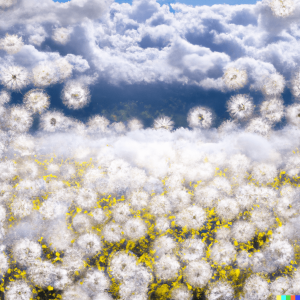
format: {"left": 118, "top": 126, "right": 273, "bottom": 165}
{"left": 102, "top": 221, "right": 122, "bottom": 243}
{"left": 262, "top": 72, "right": 285, "bottom": 96}
{"left": 1, "top": 65, "right": 30, "bottom": 91}
{"left": 176, "top": 205, "right": 206, "bottom": 230}
{"left": 62, "top": 248, "right": 85, "bottom": 271}
{"left": 5, "top": 281, "right": 32, "bottom": 300}
{"left": 230, "top": 220, "right": 256, "bottom": 243}
{"left": 153, "top": 115, "right": 174, "bottom": 130}
{"left": 62, "top": 81, "right": 91, "bottom": 110}
{"left": 72, "top": 213, "right": 92, "bottom": 233}
{"left": 76, "top": 233, "right": 102, "bottom": 256}
{"left": 12, "top": 238, "right": 42, "bottom": 267}
{"left": 124, "top": 218, "right": 147, "bottom": 240}
{"left": 227, "top": 94, "right": 254, "bottom": 120}
{"left": 154, "top": 255, "right": 180, "bottom": 281}
{"left": 243, "top": 274, "right": 270, "bottom": 300}
{"left": 222, "top": 67, "right": 247, "bottom": 90}
{"left": 180, "top": 238, "right": 206, "bottom": 262}
{"left": 128, "top": 118, "right": 143, "bottom": 131}
{"left": 23, "top": 89, "right": 50, "bottom": 114}
{"left": 87, "top": 115, "right": 110, "bottom": 133}
{"left": 260, "top": 97, "right": 284, "bottom": 124}
{"left": 11, "top": 134, "right": 35, "bottom": 156}
{"left": 210, "top": 241, "right": 237, "bottom": 265}
{"left": 286, "top": 103, "right": 300, "bottom": 127}
{"left": 153, "top": 236, "right": 177, "bottom": 258}
{"left": 171, "top": 285, "right": 192, "bottom": 300}
{"left": 62, "top": 285, "right": 90, "bottom": 300}
{"left": 183, "top": 260, "right": 212, "bottom": 288}
{"left": 246, "top": 117, "right": 271, "bottom": 136}
{"left": 206, "top": 281, "right": 234, "bottom": 300}
{"left": 32, "top": 62, "right": 58, "bottom": 88}
{"left": 0, "top": 33, "right": 24, "bottom": 55}
{"left": 0, "top": 89, "right": 10, "bottom": 105}
{"left": 109, "top": 251, "right": 138, "bottom": 282}
{"left": 187, "top": 106, "right": 213, "bottom": 128}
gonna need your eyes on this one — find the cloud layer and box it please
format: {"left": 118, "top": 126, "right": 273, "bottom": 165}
{"left": 0, "top": 0, "right": 299, "bottom": 92}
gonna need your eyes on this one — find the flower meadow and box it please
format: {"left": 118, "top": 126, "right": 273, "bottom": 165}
{"left": 1, "top": 0, "right": 300, "bottom": 300}
{"left": 2, "top": 73, "right": 300, "bottom": 300}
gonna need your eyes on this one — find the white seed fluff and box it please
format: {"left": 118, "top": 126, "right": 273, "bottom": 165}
{"left": 76, "top": 233, "right": 102, "bottom": 256}
{"left": 246, "top": 117, "right": 271, "bottom": 136}
{"left": 180, "top": 238, "right": 206, "bottom": 262}
{"left": 0, "top": 33, "right": 23, "bottom": 55}
{"left": 1, "top": 65, "right": 30, "bottom": 91}
{"left": 153, "top": 116, "right": 174, "bottom": 130}
{"left": 260, "top": 97, "right": 284, "bottom": 124}
{"left": 124, "top": 218, "right": 147, "bottom": 240}
{"left": 5, "top": 281, "right": 32, "bottom": 300}
{"left": 62, "top": 81, "right": 91, "bottom": 110}
{"left": 183, "top": 260, "right": 212, "bottom": 288}
{"left": 243, "top": 275, "right": 270, "bottom": 300}
{"left": 12, "top": 238, "right": 42, "bottom": 267}
{"left": 40, "top": 110, "right": 70, "bottom": 132}
{"left": 23, "top": 89, "right": 50, "bottom": 114}
{"left": 176, "top": 205, "right": 206, "bottom": 230}
{"left": 210, "top": 241, "right": 236, "bottom": 265}
{"left": 32, "top": 62, "right": 58, "bottom": 87}
{"left": 206, "top": 281, "right": 235, "bottom": 300}
{"left": 222, "top": 67, "right": 247, "bottom": 90}
{"left": 286, "top": 103, "right": 300, "bottom": 127}
{"left": 154, "top": 255, "right": 181, "bottom": 281}
{"left": 7, "top": 106, "right": 33, "bottom": 133}
{"left": 187, "top": 106, "right": 213, "bottom": 128}
{"left": 227, "top": 94, "right": 254, "bottom": 120}
{"left": 230, "top": 220, "right": 256, "bottom": 243}
{"left": 262, "top": 72, "right": 285, "bottom": 96}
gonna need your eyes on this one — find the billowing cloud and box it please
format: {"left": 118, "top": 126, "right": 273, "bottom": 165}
{"left": 1, "top": 0, "right": 300, "bottom": 90}
{"left": 0, "top": 0, "right": 113, "bottom": 28}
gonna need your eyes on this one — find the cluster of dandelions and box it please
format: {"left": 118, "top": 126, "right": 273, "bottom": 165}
{"left": 1, "top": 122, "right": 300, "bottom": 300}
{"left": 0, "top": 31, "right": 74, "bottom": 92}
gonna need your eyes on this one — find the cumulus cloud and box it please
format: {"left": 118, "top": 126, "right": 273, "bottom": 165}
{"left": 0, "top": 0, "right": 113, "bottom": 28}
{"left": 0, "top": 0, "right": 300, "bottom": 89}
{"left": 56, "top": 0, "right": 300, "bottom": 88}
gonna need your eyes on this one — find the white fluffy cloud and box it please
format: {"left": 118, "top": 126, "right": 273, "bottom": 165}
{"left": 0, "top": 0, "right": 113, "bottom": 28}
{"left": 1, "top": 0, "right": 300, "bottom": 89}
{"left": 66, "top": 0, "right": 300, "bottom": 88}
